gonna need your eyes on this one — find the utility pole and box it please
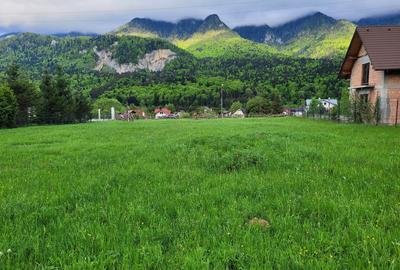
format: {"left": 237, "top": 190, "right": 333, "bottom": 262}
{"left": 221, "top": 84, "right": 224, "bottom": 119}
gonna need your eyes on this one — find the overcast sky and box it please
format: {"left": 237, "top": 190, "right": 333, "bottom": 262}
{"left": 0, "top": 0, "right": 399, "bottom": 34}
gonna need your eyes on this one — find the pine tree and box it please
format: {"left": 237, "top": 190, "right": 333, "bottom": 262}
{"left": 74, "top": 91, "right": 92, "bottom": 123}
{"left": 39, "top": 70, "right": 56, "bottom": 124}
{"left": 54, "top": 66, "right": 74, "bottom": 124}
{"left": 0, "top": 84, "right": 17, "bottom": 128}
{"left": 6, "top": 64, "right": 37, "bottom": 125}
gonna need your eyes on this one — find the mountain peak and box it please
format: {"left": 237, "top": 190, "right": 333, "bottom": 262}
{"left": 198, "top": 14, "right": 229, "bottom": 33}
{"left": 272, "top": 11, "right": 336, "bottom": 42}
{"left": 292, "top": 12, "right": 336, "bottom": 25}
{"left": 115, "top": 14, "right": 230, "bottom": 39}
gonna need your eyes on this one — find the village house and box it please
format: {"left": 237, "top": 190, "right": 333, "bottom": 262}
{"left": 231, "top": 109, "right": 246, "bottom": 118}
{"left": 133, "top": 109, "right": 147, "bottom": 119}
{"left": 283, "top": 107, "right": 306, "bottom": 117}
{"left": 154, "top": 108, "right": 172, "bottom": 119}
{"left": 340, "top": 26, "right": 400, "bottom": 125}
{"left": 306, "top": 99, "right": 338, "bottom": 112}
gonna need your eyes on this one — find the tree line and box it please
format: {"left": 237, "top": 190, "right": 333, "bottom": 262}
{"left": 0, "top": 64, "right": 91, "bottom": 128}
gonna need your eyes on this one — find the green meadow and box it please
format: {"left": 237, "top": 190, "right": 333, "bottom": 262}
{"left": 0, "top": 118, "right": 399, "bottom": 269}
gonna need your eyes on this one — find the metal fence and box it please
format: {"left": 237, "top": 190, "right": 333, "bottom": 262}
{"left": 304, "top": 98, "right": 400, "bottom": 126}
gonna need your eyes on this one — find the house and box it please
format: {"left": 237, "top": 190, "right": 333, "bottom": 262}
{"left": 154, "top": 108, "right": 172, "bottom": 119}
{"left": 133, "top": 109, "right": 147, "bottom": 119}
{"left": 284, "top": 107, "right": 306, "bottom": 117}
{"left": 305, "top": 99, "right": 338, "bottom": 112}
{"left": 339, "top": 26, "right": 400, "bottom": 125}
{"left": 232, "top": 109, "right": 245, "bottom": 118}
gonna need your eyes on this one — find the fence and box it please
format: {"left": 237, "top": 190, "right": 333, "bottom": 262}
{"left": 304, "top": 98, "right": 400, "bottom": 126}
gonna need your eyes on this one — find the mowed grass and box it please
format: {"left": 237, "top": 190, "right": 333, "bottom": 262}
{"left": 0, "top": 118, "right": 399, "bottom": 269}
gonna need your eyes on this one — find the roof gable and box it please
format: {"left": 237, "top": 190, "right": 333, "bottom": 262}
{"left": 340, "top": 26, "right": 400, "bottom": 78}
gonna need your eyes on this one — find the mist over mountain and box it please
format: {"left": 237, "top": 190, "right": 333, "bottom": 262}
{"left": 115, "top": 14, "right": 231, "bottom": 39}
{"left": 234, "top": 12, "right": 345, "bottom": 45}
{"left": 358, "top": 12, "right": 400, "bottom": 26}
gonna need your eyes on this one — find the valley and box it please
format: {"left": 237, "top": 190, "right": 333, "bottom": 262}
{"left": 0, "top": 11, "right": 399, "bottom": 114}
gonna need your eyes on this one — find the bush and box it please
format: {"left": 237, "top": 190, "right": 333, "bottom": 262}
{"left": 0, "top": 84, "right": 17, "bottom": 128}
{"left": 92, "top": 98, "right": 124, "bottom": 119}
{"left": 246, "top": 96, "right": 271, "bottom": 115}
{"left": 179, "top": 112, "right": 191, "bottom": 119}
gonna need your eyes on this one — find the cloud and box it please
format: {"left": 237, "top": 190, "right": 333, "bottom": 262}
{"left": 0, "top": 0, "right": 398, "bottom": 33}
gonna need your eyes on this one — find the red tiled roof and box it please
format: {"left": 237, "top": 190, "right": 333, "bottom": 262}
{"left": 154, "top": 108, "right": 172, "bottom": 115}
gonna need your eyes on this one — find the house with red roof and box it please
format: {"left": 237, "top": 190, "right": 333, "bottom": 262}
{"left": 154, "top": 108, "right": 172, "bottom": 119}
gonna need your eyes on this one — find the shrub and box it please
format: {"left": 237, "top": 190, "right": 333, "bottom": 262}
{"left": 0, "top": 84, "right": 17, "bottom": 128}
{"left": 339, "top": 89, "right": 351, "bottom": 117}
{"left": 246, "top": 96, "right": 271, "bottom": 115}
{"left": 179, "top": 112, "right": 191, "bottom": 119}
{"left": 92, "top": 98, "right": 124, "bottom": 119}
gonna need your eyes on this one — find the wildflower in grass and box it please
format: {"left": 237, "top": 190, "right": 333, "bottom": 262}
{"left": 7, "top": 249, "right": 11, "bottom": 253}
{"left": 0, "top": 251, "right": 3, "bottom": 257}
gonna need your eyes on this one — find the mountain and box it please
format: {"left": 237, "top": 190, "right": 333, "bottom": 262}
{"left": 281, "top": 20, "right": 355, "bottom": 58}
{"left": 273, "top": 12, "right": 337, "bottom": 43}
{"left": 115, "top": 14, "right": 230, "bottom": 40}
{"left": 114, "top": 14, "right": 273, "bottom": 58}
{"left": 173, "top": 19, "right": 203, "bottom": 39}
{"left": 358, "top": 12, "right": 400, "bottom": 26}
{"left": 52, "top": 32, "right": 99, "bottom": 38}
{"left": 0, "top": 33, "right": 19, "bottom": 39}
{"left": 233, "top": 25, "right": 277, "bottom": 44}
{"left": 116, "top": 18, "right": 176, "bottom": 38}
{"left": 233, "top": 12, "right": 356, "bottom": 58}
{"left": 197, "top": 14, "right": 229, "bottom": 33}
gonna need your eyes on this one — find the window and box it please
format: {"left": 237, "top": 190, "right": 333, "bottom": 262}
{"left": 362, "top": 63, "right": 370, "bottom": 85}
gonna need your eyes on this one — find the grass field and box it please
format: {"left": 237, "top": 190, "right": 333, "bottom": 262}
{"left": 0, "top": 118, "right": 399, "bottom": 269}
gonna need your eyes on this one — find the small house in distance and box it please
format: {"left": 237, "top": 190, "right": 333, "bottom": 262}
{"left": 154, "top": 108, "right": 172, "bottom": 119}
{"left": 339, "top": 26, "right": 400, "bottom": 125}
{"left": 232, "top": 109, "right": 245, "bottom": 118}
{"left": 306, "top": 99, "right": 338, "bottom": 112}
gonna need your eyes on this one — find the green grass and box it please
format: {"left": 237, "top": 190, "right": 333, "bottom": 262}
{"left": 0, "top": 118, "right": 399, "bottom": 269}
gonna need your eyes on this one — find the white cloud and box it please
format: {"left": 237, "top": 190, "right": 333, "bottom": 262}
{"left": 0, "top": 0, "right": 398, "bottom": 33}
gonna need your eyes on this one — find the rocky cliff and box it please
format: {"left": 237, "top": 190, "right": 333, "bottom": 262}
{"left": 94, "top": 48, "right": 177, "bottom": 74}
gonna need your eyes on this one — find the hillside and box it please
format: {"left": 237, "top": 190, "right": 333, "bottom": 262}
{"left": 173, "top": 30, "right": 277, "bottom": 58}
{"left": 0, "top": 33, "right": 190, "bottom": 77}
{"left": 279, "top": 20, "right": 356, "bottom": 58}
{"left": 234, "top": 12, "right": 356, "bottom": 58}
